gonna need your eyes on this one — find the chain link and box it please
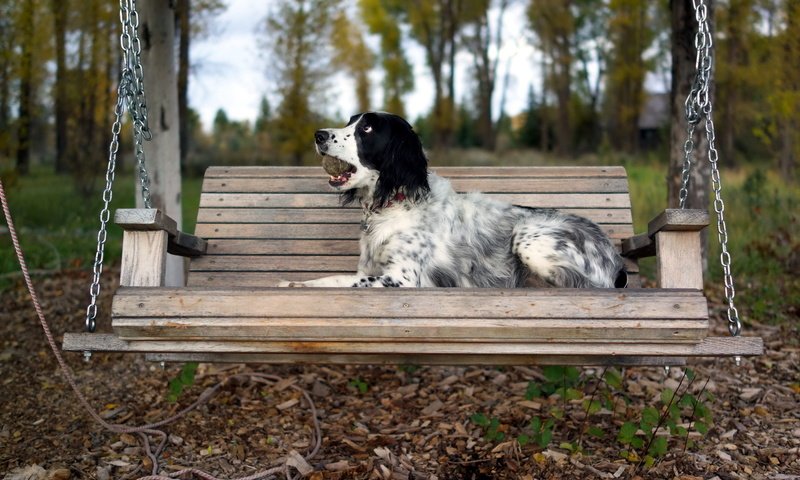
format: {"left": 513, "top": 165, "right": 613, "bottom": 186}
{"left": 680, "top": 0, "right": 742, "bottom": 337}
{"left": 84, "top": 0, "right": 152, "bottom": 332}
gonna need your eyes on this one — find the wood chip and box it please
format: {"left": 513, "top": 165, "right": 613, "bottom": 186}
{"left": 286, "top": 450, "right": 314, "bottom": 476}
{"left": 739, "top": 387, "right": 762, "bottom": 401}
{"left": 517, "top": 400, "right": 542, "bottom": 410}
{"left": 342, "top": 438, "right": 366, "bottom": 452}
{"left": 543, "top": 449, "right": 568, "bottom": 463}
{"left": 276, "top": 398, "right": 299, "bottom": 411}
{"left": 324, "top": 460, "right": 351, "bottom": 471}
{"left": 273, "top": 377, "right": 297, "bottom": 392}
{"left": 421, "top": 400, "right": 443, "bottom": 416}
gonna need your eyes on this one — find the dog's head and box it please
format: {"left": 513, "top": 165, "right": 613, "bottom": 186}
{"left": 314, "top": 112, "right": 429, "bottom": 208}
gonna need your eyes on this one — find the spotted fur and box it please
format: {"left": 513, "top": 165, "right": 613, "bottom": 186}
{"left": 279, "top": 112, "right": 626, "bottom": 289}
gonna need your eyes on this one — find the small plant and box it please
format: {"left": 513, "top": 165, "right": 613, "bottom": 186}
{"left": 617, "top": 406, "right": 663, "bottom": 464}
{"left": 614, "top": 368, "right": 714, "bottom": 470}
{"left": 397, "top": 364, "right": 420, "bottom": 374}
{"left": 517, "top": 416, "right": 555, "bottom": 448}
{"left": 470, "top": 413, "right": 506, "bottom": 442}
{"left": 167, "top": 362, "right": 198, "bottom": 403}
{"left": 348, "top": 377, "right": 369, "bottom": 394}
{"left": 524, "top": 366, "right": 582, "bottom": 400}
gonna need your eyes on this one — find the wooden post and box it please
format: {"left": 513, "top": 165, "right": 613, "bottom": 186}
{"left": 137, "top": 0, "right": 185, "bottom": 287}
{"left": 648, "top": 209, "right": 708, "bottom": 290}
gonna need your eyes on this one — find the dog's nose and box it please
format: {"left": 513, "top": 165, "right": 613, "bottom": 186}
{"left": 314, "top": 130, "right": 330, "bottom": 145}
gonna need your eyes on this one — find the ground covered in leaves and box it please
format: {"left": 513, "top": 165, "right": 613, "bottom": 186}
{"left": 1, "top": 269, "right": 799, "bottom": 479}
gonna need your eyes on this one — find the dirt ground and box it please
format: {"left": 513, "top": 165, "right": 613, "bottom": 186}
{"left": 1, "top": 268, "right": 798, "bottom": 480}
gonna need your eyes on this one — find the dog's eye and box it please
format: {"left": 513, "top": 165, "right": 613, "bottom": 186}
{"left": 361, "top": 124, "right": 373, "bottom": 133}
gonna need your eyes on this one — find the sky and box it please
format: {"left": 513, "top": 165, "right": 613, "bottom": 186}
{"left": 187, "top": 1, "right": 545, "bottom": 130}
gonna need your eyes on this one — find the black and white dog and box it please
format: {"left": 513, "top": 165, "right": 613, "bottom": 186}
{"left": 280, "top": 112, "right": 625, "bottom": 289}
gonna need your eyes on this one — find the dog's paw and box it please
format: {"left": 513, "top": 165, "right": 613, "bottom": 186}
{"left": 277, "top": 280, "right": 307, "bottom": 288}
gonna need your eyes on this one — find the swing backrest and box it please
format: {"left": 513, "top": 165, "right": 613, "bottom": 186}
{"left": 187, "top": 166, "right": 637, "bottom": 288}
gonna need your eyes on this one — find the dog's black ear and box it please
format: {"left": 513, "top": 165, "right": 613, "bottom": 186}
{"left": 374, "top": 121, "right": 429, "bottom": 208}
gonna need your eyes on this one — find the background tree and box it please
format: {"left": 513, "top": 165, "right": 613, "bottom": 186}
{"left": 359, "top": 0, "right": 414, "bottom": 116}
{"left": 175, "top": 0, "right": 225, "bottom": 168}
{"left": 262, "top": 0, "right": 338, "bottom": 165}
{"left": 15, "top": 0, "right": 36, "bottom": 175}
{"left": 461, "top": 0, "right": 509, "bottom": 151}
{"left": 0, "top": 1, "right": 17, "bottom": 164}
{"left": 51, "top": 0, "right": 68, "bottom": 174}
{"left": 716, "top": 0, "right": 756, "bottom": 165}
{"left": 527, "top": 0, "right": 575, "bottom": 157}
{"left": 331, "top": 9, "right": 375, "bottom": 113}
{"left": 385, "top": 0, "right": 477, "bottom": 149}
{"left": 605, "top": 0, "right": 655, "bottom": 153}
{"left": 762, "top": 0, "right": 799, "bottom": 180}
{"left": 572, "top": 0, "right": 610, "bottom": 151}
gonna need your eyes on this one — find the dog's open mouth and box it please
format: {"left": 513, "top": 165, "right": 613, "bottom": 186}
{"left": 322, "top": 155, "right": 357, "bottom": 187}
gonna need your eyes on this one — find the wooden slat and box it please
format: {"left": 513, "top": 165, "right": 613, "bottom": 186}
{"left": 187, "top": 270, "right": 641, "bottom": 288}
{"left": 622, "top": 233, "right": 655, "bottom": 259}
{"left": 168, "top": 231, "right": 207, "bottom": 257}
{"left": 206, "top": 239, "right": 361, "bottom": 255}
{"left": 648, "top": 209, "right": 709, "bottom": 236}
{"left": 115, "top": 208, "right": 178, "bottom": 236}
{"left": 189, "top": 255, "right": 359, "bottom": 272}
{"left": 199, "top": 193, "right": 632, "bottom": 209}
{"left": 201, "top": 177, "right": 630, "bottom": 194}
{"left": 186, "top": 271, "right": 351, "bottom": 287}
{"left": 62, "top": 333, "right": 764, "bottom": 357}
{"left": 111, "top": 288, "right": 708, "bottom": 320}
{"left": 204, "top": 166, "right": 629, "bottom": 178}
{"left": 142, "top": 352, "right": 688, "bottom": 366}
{"left": 195, "top": 223, "right": 360, "bottom": 239}
{"left": 112, "top": 317, "right": 708, "bottom": 342}
{"left": 194, "top": 223, "right": 633, "bottom": 240}
{"left": 195, "top": 208, "right": 633, "bottom": 225}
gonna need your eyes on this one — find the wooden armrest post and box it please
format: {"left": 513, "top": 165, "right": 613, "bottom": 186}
{"left": 648, "top": 209, "right": 709, "bottom": 289}
{"left": 117, "top": 209, "right": 177, "bottom": 287}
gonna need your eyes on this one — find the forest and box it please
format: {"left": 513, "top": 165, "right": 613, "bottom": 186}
{"left": 0, "top": 0, "right": 798, "bottom": 187}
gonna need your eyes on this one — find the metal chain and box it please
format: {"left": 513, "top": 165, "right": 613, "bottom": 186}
{"left": 121, "top": 0, "right": 153, "bottom": 208}
{"left": 680, "top": 0, "right": 713, "bottom": 208}
{"left": 84, "top": 0, "right": 152, "bottom": 333}
{"left": 681, "top": 0, "right": 742, "bottom": 337}
{"left": 84, "top": 80, "right": 127, "bottom": 333}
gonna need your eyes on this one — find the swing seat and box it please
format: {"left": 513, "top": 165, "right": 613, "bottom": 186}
{"left": 63, "top": 166, "right": 762, "bottom": 366}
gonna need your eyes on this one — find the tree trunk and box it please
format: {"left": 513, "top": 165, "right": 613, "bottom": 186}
{"left": 139, "top": 0, "right": 185, "bottom": 287}
{"left": 177, "top": 0, "right": 190, "bottom": 168}
{"left": 669, "top": 0, "right": 711, "bottom": 272}
{"left": 778, "top": 0, "right": 798, "bottom": 182}
{"left": 15, "top": 0, "right": 35, "bottom": 175}
{"left": 540, "top": 53, "right": 549, "bottom": 153}
{"left": 52, "top": 0, "right": 69, "bottom": 174}
{"left": 554, "top": 39, "right": 571, "bottom": 157}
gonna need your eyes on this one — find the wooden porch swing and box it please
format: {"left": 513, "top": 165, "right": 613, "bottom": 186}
{"left": 62, "top": 1, "right": 762, "bottom": 366}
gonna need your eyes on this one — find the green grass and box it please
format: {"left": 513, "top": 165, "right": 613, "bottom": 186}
{"left": 2, "top": 156, "right": 796, "bottom": 324}
{"left": 1, "top": 168, "right": 202, "bottom": 281}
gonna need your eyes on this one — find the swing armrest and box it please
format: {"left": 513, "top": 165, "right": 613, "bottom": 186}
{"left": 115, "top": 209, "right": 206, "bottom": 287}
{"left": 115, "top": 209, "right": 207, "bottom": 257}
{"left": 622, "top": 209, "right": 708, "bottom": 289}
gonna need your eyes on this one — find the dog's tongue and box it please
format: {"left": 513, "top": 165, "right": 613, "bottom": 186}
{"left": 322, "top": 156, "right": 350, "bottom": 176}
